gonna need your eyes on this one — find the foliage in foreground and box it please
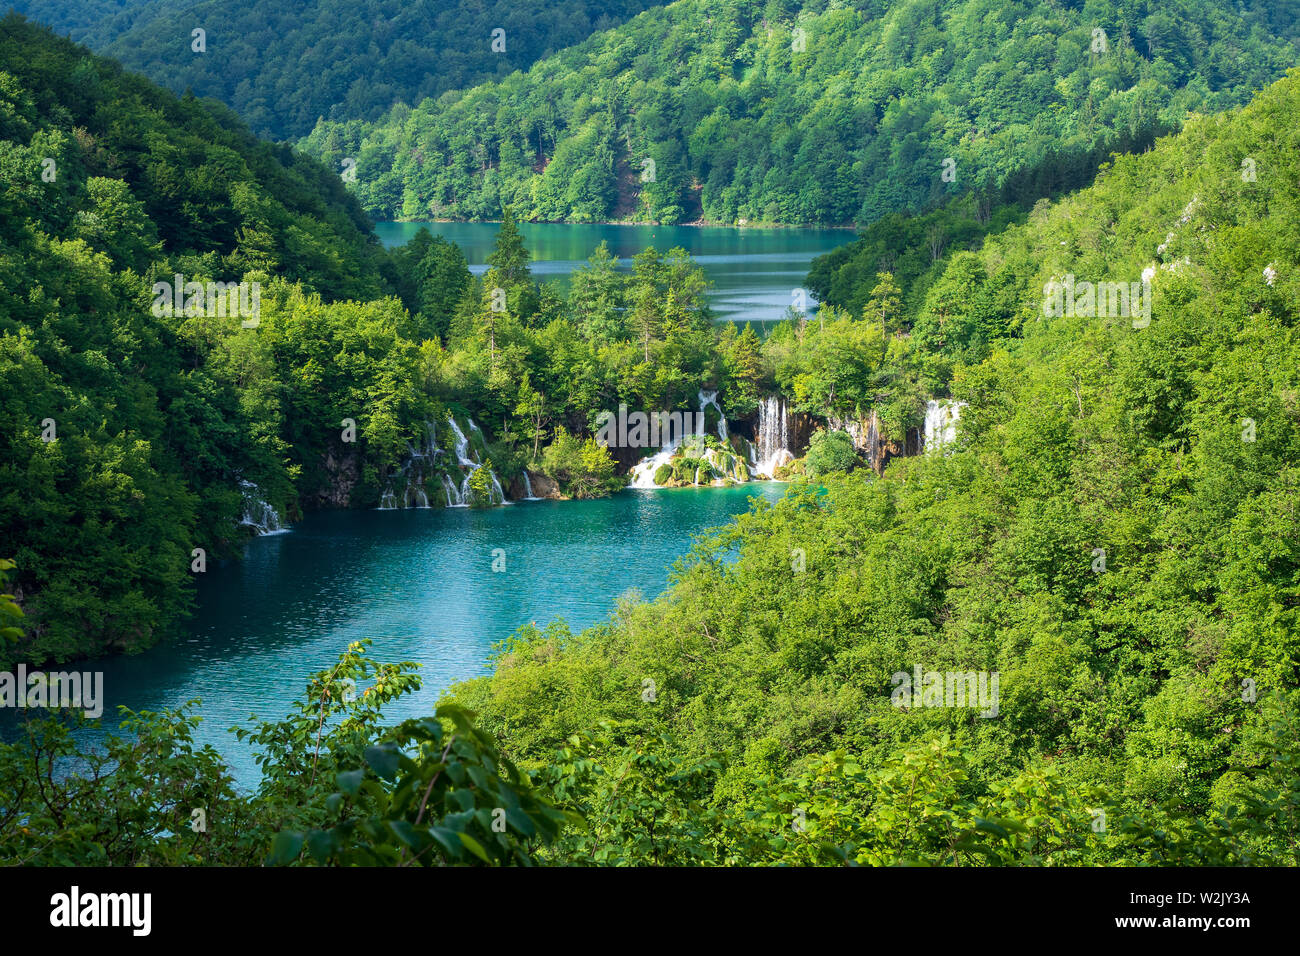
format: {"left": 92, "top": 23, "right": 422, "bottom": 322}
{"left": 2, "top": 640, "right": 1297, "bottom": 866}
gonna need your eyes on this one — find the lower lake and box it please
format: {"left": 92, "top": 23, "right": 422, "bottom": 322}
{"left": 37, "top": 485, "right": 784, "bottom": 788}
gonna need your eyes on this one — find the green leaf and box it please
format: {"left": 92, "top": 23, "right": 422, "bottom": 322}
{"left": 458, "top": 831, "right": 492, "bottom": 864}
{"left": 364, "top": 745, "right": 402, "bottom": 781}
{"left": 306, "top": 829, "right": 335, "bottom": 863}
{"left": 266, "top": 830, "right": 305, "bottom": 866}
{"left": 337, "top": 769, "right": 365, "bottom": 795}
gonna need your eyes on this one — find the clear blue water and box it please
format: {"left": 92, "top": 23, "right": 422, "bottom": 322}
{"left": 35, "top": 485, "right": 783, "bottom": 789}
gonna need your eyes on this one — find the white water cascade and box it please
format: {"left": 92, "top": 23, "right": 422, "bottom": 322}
{"left": 238, "top": 480, "right": 287, "bottom": 534}
{"left": 442, "top": 415, "right": 506, "bottom": 507}
{"left": 923, "top": 400, "right": 965, "bottom": 452}
{"left": 629, "top": 430, "right": 696, "bottom": 489}
{"left": 448, "top": 416, "right": 475, "bottom": 466}
{"left": 379, "top": 420, "right": 440, "bottom": 509}
{"left": 521, "top": 472, "right": 541, "bottom": 501}
{"left": 378, "top": 416, "right": 507, "bottom": 509}
{"left": 698, "top": 389, "right": 729, "bottom": 441}
{"left": 629, "top": 389, "right": 731, "bottom": 489}
{"left": 752, "top": 395, "right": 794, "bottom": 479}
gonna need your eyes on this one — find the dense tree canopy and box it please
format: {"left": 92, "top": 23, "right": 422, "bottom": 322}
{"left": 0, "top": 17, "right": 766, "bottom": 665}
{"left": 301, "top": 0, "right": 1299, "bottom": 225}
{"left": 443, "top": 66, "right": 1300, "bottom": 865}
{"left": 2, "top": 8, "right": 1298, "bottom": 869}
{"left": 9, "top": 0, "right": 659, "bottom": 139}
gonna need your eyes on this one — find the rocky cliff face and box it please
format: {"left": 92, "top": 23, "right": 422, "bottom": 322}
{"left": 517, "top": 469, "right": 562, "bottom": 499}
{"left": 826, "top": 409, "right": 922, "bottom": 475}
{"left": 311, "top": 443, "right": 362, "bottom": 508}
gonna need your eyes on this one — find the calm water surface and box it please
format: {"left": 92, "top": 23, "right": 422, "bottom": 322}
{"left": 373, "top": 221, "right": 853, "bottom": 326}
{"left": 39, "top": 486, "right": 783, "bottom": 788}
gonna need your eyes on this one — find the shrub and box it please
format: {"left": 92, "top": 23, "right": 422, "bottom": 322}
{"left": 803, "top": 430, "right": 860, "bottom": 477}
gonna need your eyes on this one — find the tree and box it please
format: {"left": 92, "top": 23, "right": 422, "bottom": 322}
{"left": 569, "top": 241, "right": 626, "bottom": 342}
{"left": 863, "top": 271, "right": 902, "bottom": 341}
{"left": 514, "top": 374, "right": 547, "bottom": 461}
{"left": 803, "top": 429, "right": 861, "bottom": 476}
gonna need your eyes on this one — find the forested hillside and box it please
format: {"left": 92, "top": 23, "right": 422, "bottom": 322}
{"left": 301, "top": 0, "right": 1300, "bottom": 225}
{"left": 440, "top": 66, "right": 1300, "bottom": 864}
{"left": 8, "top": 0, "right": 659, "bottom": 139}
{"left": 0, "top": 16, "right": 769, "bottom": 666}
{"left": 0, "top": 14, "right": 428, "bottom": 664}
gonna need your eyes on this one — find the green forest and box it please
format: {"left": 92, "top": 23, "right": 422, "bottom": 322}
{"left": 7, "top": 0, "right": 660, "bottom": 139}
{"left": 0, "top": 15, "right": 775, "bottom": 667}
{"left": 299, "top": 0, "right": 1300, "bottom": 225}
{"left": 1, "top": 2, "right": 1298, "bottom": 870}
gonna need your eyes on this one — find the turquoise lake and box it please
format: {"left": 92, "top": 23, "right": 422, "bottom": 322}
{"left": 50, "top": 485, "right": 784, "bottom": 789}
{"left": 8, "top": 221, "right": 859, "bottom": 789}
{"left": 373, "top": 221, "right": 854, "bottom": 326}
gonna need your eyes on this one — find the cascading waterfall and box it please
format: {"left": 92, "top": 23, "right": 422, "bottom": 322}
{"left": 698, "top": 389, "right": 729, "bottom": 441}
{"left": 381, "top": 420, "right": 441, "bottom": 509}
{"left": 629, "top": 431, "right": 693, "bottom": 488}
{"left": 631, "top": 391, "right": 789, "bottom": 487}
{"left": 521, "top": 472, "right": 540, "bottom": 500}
{"left": 442, "top": 415, "right": 506, "bottom": 507}
{"left": 865, "top": 409, "right": 880, "bottom": 472}
{"left": 923, "top": 400, "right": 965, "bottom": 452}
{"left": 629, "top": 391, "right": 724, "bottom": 488}
{"left": 238, "top": 480, "right": 287, "bottom": 534}
{"left": 827, "top": 414, "right": 867, "bottom": 456}
{"left": 377, "top": 415, "right": 507, "bottom": 509}
{"left": 448, "top": 416, "right": 475, "bottom": 466}
{"left": 441, "top": 474, "right": 460, "bottom": 508}
{"left": 752, "top": 395, "right": 794, "bottom": 479}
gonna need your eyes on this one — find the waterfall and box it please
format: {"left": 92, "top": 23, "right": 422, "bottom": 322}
{"left": 629, "top": 431, "right": 697, "bottom": 488}
{"left": 923, "top": 400, "right": 965, "bottom": 452}
{"left": 698, "top": 389, "right": 728, "bottom": 441}
{"left": 629, "top": 390, "right": 752, "bottom": 487}
{"left": 441, "top": 474, "right": 461, "bottom": 507}
{"left": 406, "top": 421, "right": 438, "bottom": 461}
{"left": 865, "top": 409, "right": 879, "bottom": 472}
{"left": 379, "top": 420, "right": 442, "bottom": 509}
{"left": 448, "top": 416, "right": 475, "bottom": 466}
{"left": 521, "top": 472, "right": 540, "bottom": 500}
{"left": 377, "top": 416, "right": 508, "bottom": 509}
{"left": 440, "top": 415, "right": 507, "bottom": 506}
{"left": 628, "top": 393, "right": 713, "bottom": 488}
{"left": 238, "top": 480, "right": 287, "bottom": 534}
{"left": 752, "top": 395, "right": 793, "bottom": 479}
{"left": 827, "top": 415, "right": 864, "bottom": 454}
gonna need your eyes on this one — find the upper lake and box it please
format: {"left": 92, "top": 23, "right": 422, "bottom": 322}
{"left": 373, "top": 221, "right": 855, "bottom": 326}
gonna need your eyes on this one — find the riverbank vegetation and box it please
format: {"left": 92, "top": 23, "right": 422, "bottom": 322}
{"left": 4, "top": 53, "right": 1299, "bottom": 864}
{"left": 444, "top": 65, "right": 1300, "bottom": 865}
{"left": 0, "top": 18, "right": 751, "bottom": 665}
